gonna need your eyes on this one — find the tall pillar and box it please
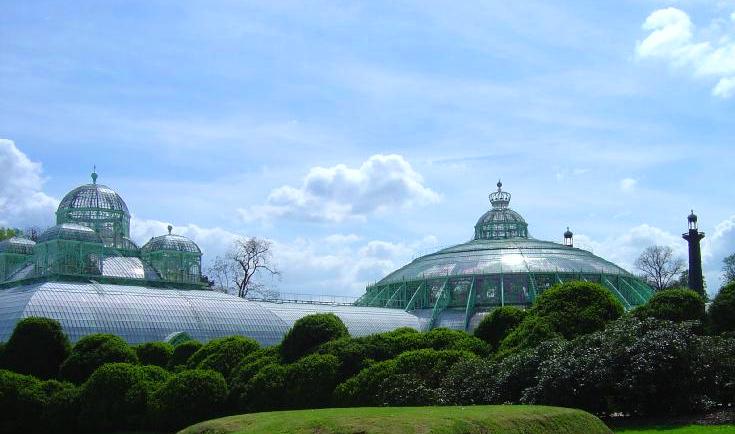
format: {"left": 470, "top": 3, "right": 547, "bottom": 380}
{"left": 682, "top": 210, "right": 705, "bottom": 294}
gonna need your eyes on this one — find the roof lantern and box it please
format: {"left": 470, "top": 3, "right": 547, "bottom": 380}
{"left": 563, "top": 227, "right": 574, "bottom": 247}
{"left": 474, "top": 181, "right": 529, "bottom": 240}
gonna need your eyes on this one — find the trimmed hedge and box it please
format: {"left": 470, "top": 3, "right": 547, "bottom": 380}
{"left": 151, "top": 369, "right": 228, "bottom": 431}
{"left": 187, "top": 336, "right": 259, "bottom": 380}
{"left": 135, "top": 341, "right": 173, "bottom": 367}
{"left": 474, "top": 307, "right": 527, "bottom": 350}
{"left": 168, "top": 340, "right": 203, "bottom": 370}
{"left": 0, "top": 369, "right": 47, "bottom": 434}
{"left": 59, "top": 334, "right": 137, "bottom": 384}
{"left": 634, "top": 288, "right": 705, "bottom": 323}
{"left": 281, "top": 313, "right": 349, "bottom": 362}
{"left": 709, "top": 282, "right": 735, "bottom": 334}
{"left": 0, "top": 317, "right": 71, "bottom": 379}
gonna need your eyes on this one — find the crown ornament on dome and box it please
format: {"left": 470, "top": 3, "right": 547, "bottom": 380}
{"left": 489, "top": 180, "right": 511, "bottom": 209}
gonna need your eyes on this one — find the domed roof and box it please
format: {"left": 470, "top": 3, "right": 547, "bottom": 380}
{"left": 474, "top": 181, "right": 529, "bottom": 240}
{"left": 142, "top": 226, "right": 201, "bottom": 254}
{"left": 0, "top": 237, "right": 36, "bottom": 255}
{"left": 58, "top": 171, "right": 129, "bottom": 216}
{"left": 37, "top": 223, "right": 103, "bottom": 244}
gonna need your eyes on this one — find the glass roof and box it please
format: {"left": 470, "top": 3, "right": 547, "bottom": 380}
{"left": 58, "top": 182, "right": 130, "bottom": 215}
{"left": 0, "top": 237, "right": 35, "bottom": 255}
{"left": 142, "top": 233, "right": 201, "bottom": 254}
{"left": 37, "top": 223, "right": 103, "bottom": 244}
{"left": 0, "top": 282, "right": 425, "bottom": 345}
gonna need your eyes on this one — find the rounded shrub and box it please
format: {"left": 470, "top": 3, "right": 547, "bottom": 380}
{"left": 281, "top": 313, "right": 349, "bottom": 362}
{"left": 496, "top": 316, "right": 561, "bottom": 356}
{"left": 634, "top": 288, "right": 705, "bottom": 323}
{"left": 135, "top": 341, "right": 173, "bottom": 368}
{"left": 59, "top": 334, "right": 137, "bottom": 384}
{"left": 1, "top": 317, "right": 71, "bottom": 379}
{"left": 474, "top": 306, "right": 527, "bottom": 350}
{"left": 78, "top": 362, "right": 164, "bottom": 432}
{"left": 228, "top": 347, "right": 280, "bottom": 410}
{"left": 186, "top": 336, "right": 259, "bottom": 379}
{"left": 168, "top": 340, "right": 202, "bottom": 370}
{"left": 532, "top": 281, "right": 624, "bottom": 339}
{"left": 286, "top": 353, "right": 341, "bottom": 409}
{"left": 0, "top": 369, "right": 47, "bottom": 434}
{"left": 708, "top": 282, "right": 735, "bottom": 334}
{"left": 423, "top": 328, "right": 488, "bottom": 355}
{"left": 151, "top": 369, "right": 227, "bottom": 431}
{"left": 440, "top": 358, "right": 497, "bottom": 405}
{"left": 40, "top": 380, "right": 81, "bottom": 434}
{"left": 238, "top": 362, "right": 288, "bottom": 412}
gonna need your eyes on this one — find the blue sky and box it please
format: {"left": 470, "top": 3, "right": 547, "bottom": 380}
{"left": 1, "top": 0, "right": 733, "bottom": 295}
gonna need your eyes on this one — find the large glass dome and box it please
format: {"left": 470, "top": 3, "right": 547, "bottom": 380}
{"left": 56, "top": 171, "right": 131, "bottom": 249}
{"left": 356, "top": 182, "right": 653, "bottom": 329}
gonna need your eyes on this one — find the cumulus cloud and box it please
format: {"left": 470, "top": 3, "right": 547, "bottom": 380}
{"left": 240, "top": 154, "right": 440, "bottom": 223}
{"left": 0, "top": 139, "right": 58, "bottom": 228}
{"left": 636, "top": 7, "right": 735, "bottom": 98}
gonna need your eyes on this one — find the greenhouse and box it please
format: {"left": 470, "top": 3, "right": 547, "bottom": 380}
{"left": 356, "top": 181, "right": 653, "bottom": 330}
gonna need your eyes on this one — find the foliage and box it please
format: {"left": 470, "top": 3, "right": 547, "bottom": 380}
{"left": 281, "top": 313, "right": 349, "bottom": 362}
{"left": 187, "top": 335, "right": 259, "bottom": 379}
{"left": 237, "top": 362, "right": 289, "bottom": 412}
{"left": 168, "top": 340, "right": 202, "bottom": 370}
{"left": 40, "top": 380, "right": 80, "bottom": 434}
{"left": 151, "top": 369, "right": 228, "bottom": 431}
{"left": 423, "top": 327, "right": 488, "bottom": 355}
{"left": 135, "top": 341, "right": 173, "bottom": 367}
{"left": 0, "top": 369, "right": 47, "bottom": 434}
{"left": 78, "top": 362, "right": 167, "bottom": 432}
{"left": 228, "top": 347, "right": 280, "bottom": 409}
{"left": 0, "top": 227, "right": 19, "bottom": 241}
{"left": 633, "top": 288, "right": 705, "bottom": 323}
{"left": 474, "top": 306, "right": 527, "bottom": 349}
{"left": 723, "top": 253, "right": 735, "bottom": 285}
{"left": 708, "top": 282, "right": 735, "bottom": 335}
{"left": 0, "top": 317, "right": 71, "bottom": 379}
{"left": 59, "top": 334, "right": 137, "bottom": 384}
{"left": 635, "top": 245, "right": 686, "bottom": 291}
{"left": 496, "top": 316, "right": 561, "bottom": 356}
{"left": 286, "top": 353, "right": 341, "bottom": 409}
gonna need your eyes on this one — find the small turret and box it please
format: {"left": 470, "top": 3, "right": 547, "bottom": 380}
{"left": 563, "top": 227, "right": 573, "bottom": 247}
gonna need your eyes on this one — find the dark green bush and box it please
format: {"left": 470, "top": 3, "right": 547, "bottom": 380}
{"left": 151, "top": 369, "right": 228, "bottom": 431}
{"left": 40, "top": 380, "right": 80, "bottom": 434}
{"left": 281, "top": 313, "right": 349, "bottom": 362}
{"left": 378, "top": 373, "right": 439, "bottom": 406}
{"left": 496, "top": 316, "right": 561, "bottom": 356}
{"left": 168, "top": 340, "right": 202, "bottom": 370}
{"left": 423, "top": 328, "right": 488, "bottom": 355}
{"left": 333, "top": 359, "right": 397, "bottom": 407}
{"left": 494, "top": 340, "right": 567, "bottom": 403}
{"left": 634, "top": 288, "right": 705, "bottom": 323}
{"left": 1, "top": 317, "right": 71, "bottom": 379}
{"left": 187, "top": 336, "right": 259, "bottom": 379}
{"left": 229, "top": 347, "right": 281, "bottom": 410}
{"left": 0, "top": 369, "right": 47, "bottom": 434}
{"left": 286, "top": 353, "right": 341, "bottom": 409}
{"left": 440, "top": 358, "right": 497, "bottom": 405}
{"left": 708, "top": 282, "right": 735, "bottom": 334}
{"left": 59, "top": 334, "right": 137, "bottom": 384}
{"left": 78, "top": 362, "right": 166, "bottom": 432}
{"left": 474, "top": 307, "right": 527, "bottom": 349}
{"left": 135, "top": 341, "right": 173, "bottom": 368}
{"left": 235, "top": 362, "right": 288, "bottom": 412}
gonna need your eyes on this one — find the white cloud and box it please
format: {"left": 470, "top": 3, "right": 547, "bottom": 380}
{"left": 240, "top": 154, "right": 440, "bottom": 223}
{"left": 0, "top": 139, "right": 58, "bottom": 228}
{"left": 637, "top": 7, "right": 735, "bottom": 98}
{"left": 619, "top": 177, "right": 638, "bottom": 192}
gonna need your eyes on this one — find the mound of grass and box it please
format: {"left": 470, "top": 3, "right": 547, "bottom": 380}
{"left": 180, "top": 405, "right": 611, "bottom": 434}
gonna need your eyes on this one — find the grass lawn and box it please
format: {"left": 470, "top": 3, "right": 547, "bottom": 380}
{"left": 179, "top": 405, "right": 611, "bottom": 434}
{"left": 614, "top": 425, "right": 735, "bottom": 433}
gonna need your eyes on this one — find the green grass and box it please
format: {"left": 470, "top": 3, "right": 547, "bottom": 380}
{"left": 179, "top": 405, "right": 611, "bottom": 434}
{"left": 614, "top": 425, "right": 735, "bottom": 433}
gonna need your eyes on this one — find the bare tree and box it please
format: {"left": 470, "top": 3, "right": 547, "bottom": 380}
{"left": 206, "top": 237, "right": 280, "bottom": 298}
{"left": 635, "top": 245, "right": 686, "bottom": 291}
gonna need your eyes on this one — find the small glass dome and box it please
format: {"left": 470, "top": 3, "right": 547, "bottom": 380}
{"left": 37, "top": 223, "right": 103, "bottom": 244}
{"left": 142, "top": 227, "right": 201, "bottom": 254}
{"left": 58, "top": 184, "right": 129, "bottom": 215}
{"left": 0, "top": 237, "right": 36, "bottom": 255}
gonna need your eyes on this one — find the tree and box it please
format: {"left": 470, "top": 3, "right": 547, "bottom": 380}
{"left": 635, "top": 245, "right": 686, "bottom": 291}
{"left": 207, "top": 237, "right": 280, "bottom": 298}
{"left": 723, "top": 254, "right": 735, "bottom": 285}
{"left": 0, "top": 227, "right": 19, "bottom": 241}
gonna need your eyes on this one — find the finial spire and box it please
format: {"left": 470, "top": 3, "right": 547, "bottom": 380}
{"left": 489, "top": 180, "right": 511, "bottom": 209}
{"left": 91, "top": 165, "right": 98, "bottom": 184}
{"left": 167, "top": 225, "right": 173, "bottom": 235}
{"left": 497, "top": 179, "right": 503, "bottom": 190}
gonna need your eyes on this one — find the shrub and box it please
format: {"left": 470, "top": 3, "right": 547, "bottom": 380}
{"left": 40, "top": 380, "right": 80, "bottom": 434}
{"left": 708, "top": 282, "right": 735, "bottom": 334}
{"left": 378, "top": 373, "right": 439, "bottom": 406}
{"left": 493, "top": 339, "right": 567, "bottom": 404}
{"left": 423, "top": 328, "right": 488, "bottom": 355}
{"left": 1, "top": 317, "right": 71, "bottom": 379}
{"left": 187, "top": 336, "right": 259, "bottom": 379}
{"left": 59, "top": 334, "right": 137, "bottom": 384}
{"left": 135, "top": 341, "right": 173, "bottom": 368}
{"left": 286, "top": 353, "right": 341, "bottom": 409}
{"left": 229, "top": 347, "right": 281, "bottom": 410}
{"left": 151, "top": 369, "right": 228, "bottom": 431}
{"left": 168, "top": 340, "right": 202, "bottom": 370}
{"left": 281, "top": 313, "right": 349, "bottom": 362}
{"left": 496, "top": 316, "right": 561, "bottom": 356}
{"left": 0, "top": 369, "right": 47, "bottom": 434}
{"left": 78, "top": 362, "right": 166, "bottom": 431}
{"left": 235, "top": 362, "right": 288, "bottom": 412}
{"left": 474, "top": 307, "right": 527, "bottom": 350}
{"left": 634, "top": 288, "right": 705, "bottom": 323}
{"left": 333, "top": 359, "right": 397, "bottom": 407}
{"left": 440, "top": 358, "right": 497, "bottom": 405}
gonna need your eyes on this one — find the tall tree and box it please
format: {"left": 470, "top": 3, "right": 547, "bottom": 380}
{"left": 207, "top": 237, "right": 280, "bottom": 298}
{"left": 723, "top": 253, "right": 735, "bottom": 285}
{"left": 635, "top": 245, "right": 685, "bottom": 292}
{"left": 0, "top": 227, "right": 19, "bottom": 241}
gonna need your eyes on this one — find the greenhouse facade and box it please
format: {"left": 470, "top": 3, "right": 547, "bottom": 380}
{"left": 0, "top": 174, "right": 652, "bottom": 345}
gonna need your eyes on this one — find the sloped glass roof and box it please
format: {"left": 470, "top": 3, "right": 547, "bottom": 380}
{"left": 58, "top": 181, "right": 129, "bottom": 215}
{"left": 0, "top": 237, "right": 35, "bottom": 255}
{"left": 37, "top": 223, "right": 103, "bottom": 244}
{"left": 142, "top": 234, "right": 201, "bottom": 254}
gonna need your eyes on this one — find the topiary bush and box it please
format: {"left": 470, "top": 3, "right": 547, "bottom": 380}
{"left": 423, "top": 328, "right": 489, "bottom": 355}
{"left": 150, "top": 369, "right": 228, "bottom": 431}
{"left": 168, "top": 340, "right": 202, "bottom": 370}
{"left": 286, "top": 353, "right": 341, "bottom": 409}
{"left": 634, "top": 288, "right": 705, "bottom": 323}
{"left": 0, "top": 369, "right": 47, "bottom": 434}
{"left": 40, "top": 380, "right": 81, "bottom": 434}
{"left": 135, "top": 341, "right": 173, "bottom": 368}
{"left": 496, "top": 316, "right": 561, "bottom": 357}
{"left": 59, "top": 334, "right": 137, "bottom": 384}
{"left": 708, "top": 282, "right": 735, "bottom": 335}
{"left": 78, "top": 362, "right": 166, "bottom": 432}
{"left": 1, "top": 317, "right": 71, "bottom": 379}
{"left": 238, "top": 362, "right": 289, "bottom": 412}
{"left": 229, "top": 347, "right": 281, "bottom": 410}
{"left": 186, "top": 336, "right": 259, "bottom": 380}
{"left": 281, "top": 313, "right": 349, "bottom": 362}
{"left": 440, "top": 358, "right": 497, "bottom": 405}
{"left": 474, "top": 307, "right": 527, "bottom": 350}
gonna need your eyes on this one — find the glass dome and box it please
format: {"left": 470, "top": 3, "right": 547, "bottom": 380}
{"left": 37, "top": 223, "right": 103, "bottom": 244}
{"left": 142, "top": 227, "right": 201, "bottom": 254}
{"left": 141, "top": 226, "right": 202, "bottom": 284}
{"left": 0, "top": 237, "right": 35, "bottom": 255}
{"left": 56, "top": 171, "right": 131, "bottom": 249}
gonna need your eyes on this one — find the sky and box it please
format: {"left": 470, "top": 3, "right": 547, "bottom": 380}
{"left": 1, "top": 0, "right": 733, "bottom": 297}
